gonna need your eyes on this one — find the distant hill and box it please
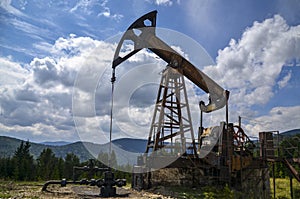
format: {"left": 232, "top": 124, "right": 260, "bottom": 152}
{"left": 0, "top": 136, "right": 147, "bottom": 165}
{"left": 280, "top": 129, "right": 300, "bottom": 137}
{"left": 40, "top": 141, "right": 71, "bottom": 146}
{"left": 112, "top": 138, "right": 147, "bottom": 153}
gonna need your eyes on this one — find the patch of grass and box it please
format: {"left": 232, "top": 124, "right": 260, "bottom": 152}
{"left": 15, "top": 181, "right": 43, "bottom": 186}
{"left": 0, "top": 180, "right": 44, "bottom": 198}
{"left": 170, "top": 178, "right": 299, "bottom": 199}
{"left": 270, "top": 178, "right": 300, "bottom": 199}
{"left": 155, "top": 184, "right": 234, "bottom": 199}
{"left": 0, "top": 193, "right": 13, "bottom": 198}
{"left": 0, "top": 181, "right": 15, "bottom": 198}
{"left": 0, "top": 181, "right": 15, "bottom": 191}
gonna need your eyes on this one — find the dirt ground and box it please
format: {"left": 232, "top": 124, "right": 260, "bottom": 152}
{"left": 0, "top": 182, "right": 175, "bottom": 199}
{"left": 2, "top": 178, "right": 297, "bottom": 198}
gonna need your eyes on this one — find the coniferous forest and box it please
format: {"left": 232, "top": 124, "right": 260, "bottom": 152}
{"left": 0, "top": 140, "right": 131, "bottom": 182}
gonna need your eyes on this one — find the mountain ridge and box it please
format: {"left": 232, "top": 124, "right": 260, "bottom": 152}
{"left": 1, "top": 128, "right": 299, "bottom": 163}
{"left": 280, "top": 128, "right": 300, "bottom": 137}
{"left": 0, "top": 136, "right": 147, "bottom": 164}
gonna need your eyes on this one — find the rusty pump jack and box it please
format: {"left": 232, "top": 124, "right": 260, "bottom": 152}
{"left": 109, "top": 10, "right": 259, "bottom": 190}
{"left": 108, "top": 11, "right": 263, "bottom": 192}
{"left": 111, "top": 10, "right": 229, "bottom": 157}
{"left": 111, "top": 12, "right": 274, "bottom": 194}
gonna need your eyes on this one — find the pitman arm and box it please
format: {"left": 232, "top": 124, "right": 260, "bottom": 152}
{"left": 112, "top": 10, "right": 229, "bottom": 113}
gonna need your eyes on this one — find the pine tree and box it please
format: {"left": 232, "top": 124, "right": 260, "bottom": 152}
{"left": 37, "top": 148, "right": 58, "bottom": 180}
{"left": 64, "top": 153, "right": 80, "bottom": 180}
{"left": 110, "top": 150, "right": 118, "bottom": 168}
{"left": 98, "top": 151, "right": 109, "bottom": 167}
{"left": 97, "top": 150, "right": 118, "bottom": 168}
{"left": 12, "top": 141, "right": 35, "bottom": 180}
{"left": 52, "top": 157, "right": 64, "bottom": 180}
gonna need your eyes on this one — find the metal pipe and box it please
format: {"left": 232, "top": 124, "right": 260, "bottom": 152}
{"left": 109, "top": 68, "right": 116, "bottom": 168}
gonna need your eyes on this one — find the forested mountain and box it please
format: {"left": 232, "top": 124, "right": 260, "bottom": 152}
{"left": 0, "top": 136, "right": 147, "bottom": 163}
{"left": 0, "top": 136, "right": 92, "bottom": 161}
{"left": 1, "top": 129, "right": 299, "bottom": 163}
{"left": 280, "top": 129, "right": 300, "bottom": 137}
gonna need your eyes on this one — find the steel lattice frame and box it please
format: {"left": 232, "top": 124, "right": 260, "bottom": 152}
{"left": 145, "top": 66, "right": 197, "bottom": 156}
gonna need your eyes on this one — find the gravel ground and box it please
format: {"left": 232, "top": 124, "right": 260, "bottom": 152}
{"left": 0, "top": 182, "right": 174, "bottom": 199}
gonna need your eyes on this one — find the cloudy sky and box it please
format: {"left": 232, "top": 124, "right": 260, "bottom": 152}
{"left": 1, "top": 0, "right": 300, "bottom": 144}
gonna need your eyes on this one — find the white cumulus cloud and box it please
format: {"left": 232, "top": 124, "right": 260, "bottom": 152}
{"left": 0, "top": 34, "right": 115, "bottom": 142}
{"left": 203, "top": 15, "right": 300, "bottom": 135}
{"left": 244, "top": 106, "right": 300, "bottom": 135}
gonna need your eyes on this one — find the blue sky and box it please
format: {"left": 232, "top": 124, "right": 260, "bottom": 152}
{"left": 0, "top": 0, "right": 300, "bottom": 143}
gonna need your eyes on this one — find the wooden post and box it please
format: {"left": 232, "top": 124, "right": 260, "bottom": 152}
{"left": 290, "top": 175, "right": 293, "bottom": 199}
{"left": 273, "top": 163, "right": 276, "bottom": 199}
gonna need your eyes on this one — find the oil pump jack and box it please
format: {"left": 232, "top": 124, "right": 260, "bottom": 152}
{"left": 111, "top": 11, "right": 269, "bottom": 195}
{"left": 112, "top": 10, "right": 230, "bottom": 156}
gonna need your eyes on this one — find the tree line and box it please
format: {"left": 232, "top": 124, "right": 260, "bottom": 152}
{"left": 2, "top": 135, "right": 298, "bottom": 182}
{"left": 0, "top": 140, "right": 131, "bottom": 182}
